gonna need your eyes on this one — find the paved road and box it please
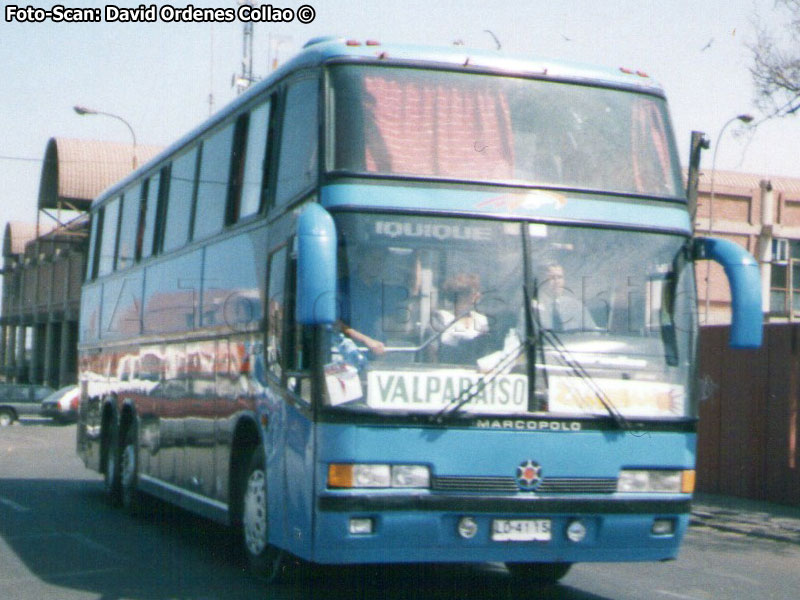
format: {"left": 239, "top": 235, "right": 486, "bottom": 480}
{"left": 2, "top": 422, "right": 800, "bottom": 600}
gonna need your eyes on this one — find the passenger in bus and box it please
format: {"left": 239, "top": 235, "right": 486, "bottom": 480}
{"left": 535, "top": 262, "right": 597, "bottom": 332}
{"left": 431, "top": 273, "right": 490, "bottom": 363}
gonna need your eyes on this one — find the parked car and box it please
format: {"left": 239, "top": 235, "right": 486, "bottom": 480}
{"left": 40, "top": 385, "right": 80, "bottom": 423}
{"left": 0, "top": 383, "right": 55, "bottom": 426}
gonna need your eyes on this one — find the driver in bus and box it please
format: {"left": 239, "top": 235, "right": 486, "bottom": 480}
{"left": 337, "top": 248, "right": 417, "bottom": 356}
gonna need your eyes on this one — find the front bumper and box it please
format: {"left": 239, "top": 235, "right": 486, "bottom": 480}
{"left": 312, "top": 493, "right": 690, "bottom": 564}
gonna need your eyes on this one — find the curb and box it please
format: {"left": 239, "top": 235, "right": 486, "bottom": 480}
{"left": 690, "top": 505, "right": 800, "bottom": 545}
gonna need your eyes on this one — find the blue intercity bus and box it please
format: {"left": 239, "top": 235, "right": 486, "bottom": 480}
{"left": 77, "top": 38, "right": 762, "bottom": 585}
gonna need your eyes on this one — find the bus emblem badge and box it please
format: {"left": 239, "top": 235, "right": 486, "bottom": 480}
{"left": 516, "top": 460, "right": 542, "bottom": 490}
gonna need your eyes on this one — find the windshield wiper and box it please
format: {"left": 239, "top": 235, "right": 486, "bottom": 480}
{"left": 538, "top": 325, "right": 628, "bottom": 430}
{"left": 430, "top": 335, "right": 527, "bottom": 423}
{"left": 523, "top": 279, "right": 547, "bottom": 411}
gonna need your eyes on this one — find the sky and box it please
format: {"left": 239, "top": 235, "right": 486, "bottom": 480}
{"left": 1, "top": 0, "right": 797, "bottom": 231}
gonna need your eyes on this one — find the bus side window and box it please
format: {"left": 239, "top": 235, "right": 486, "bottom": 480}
{"left": 117, "top": 183, "right": 142, "bottom": 270}
{"left": 266, "top": 246, "right": 288, "bottom": 379}
{"left": 274, "top": 76, "right": 319, "bottom": 209}
{"left": 97, "top": 197, "right": 121, "bottom": 277}
{"left": 86, "top": 210, "right": 101, "bottom": 281}
{"left": 194, "top": 122, "right": 235, "bottom": 241}
{"left": 230, "top": 98, "right": 273, "bottom": 222}
{"left": 163, "top": 147, "right": 199, "bottom": 253}
{"left": 140, "top": 172, "right": 162, "bottom": 259}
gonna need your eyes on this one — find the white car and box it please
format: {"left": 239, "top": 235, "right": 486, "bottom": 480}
{"left": 40, "top": 385, "right": 80, "bottom": 423}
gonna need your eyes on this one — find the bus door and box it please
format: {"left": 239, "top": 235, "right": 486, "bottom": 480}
{"left": 266, "top": 244, "right": 315, "bottom": 556}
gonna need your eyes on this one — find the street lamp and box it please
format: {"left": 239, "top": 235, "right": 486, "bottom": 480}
{"left": 73, "top": 105, "right": 138, "bottom": 170}
{"left": 704, "top": 113, "right": 754, "bottom": 322}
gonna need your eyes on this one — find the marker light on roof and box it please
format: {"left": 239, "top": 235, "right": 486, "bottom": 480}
{"left": 346, "top": 39, "right": 361, "bottom": 46}
{"left": 365, "top": 40, "right": 380, "bottom": 46}
{"left": 620, "top": 67, "right": 650, "bottom": 78}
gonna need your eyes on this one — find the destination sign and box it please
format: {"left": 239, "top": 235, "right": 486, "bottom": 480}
{"left": 367, "top": 370, "right": 528, "bottom": 413}
{"left": 548, "top": 375, "right": 685, "bottom": 418}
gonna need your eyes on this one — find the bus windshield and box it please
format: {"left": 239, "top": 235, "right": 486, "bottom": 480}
{"left": 329, "top": 65, "right": 683, "bottom": 198}
{"left": 323, "top": 213, "right": 696, "bottom": 420}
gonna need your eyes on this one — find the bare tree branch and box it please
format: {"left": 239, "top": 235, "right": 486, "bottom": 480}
{"left": 749, "top": 0, "right": 800, "bottom": 119}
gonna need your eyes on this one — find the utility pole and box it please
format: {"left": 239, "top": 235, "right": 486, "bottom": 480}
{"left": 233, "top": 1, "right": 256, "bottom": 94}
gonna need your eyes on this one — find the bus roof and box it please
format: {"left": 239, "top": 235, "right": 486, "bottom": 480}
{"left": 299, "top": 37, "right": 664, "bottom": 93}
{"left": 90, "top": 38, "right": 666, "bottom": 210}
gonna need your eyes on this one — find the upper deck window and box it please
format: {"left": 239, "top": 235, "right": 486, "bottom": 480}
{"left": 117, "top": 184, "right": 142, "bottom": 270}
{"left": 275, "top": 77, "right": 319, "bottom": 207}
{"left": 163, "top": 147, "right": 199, "bottom": 252}
{"left": 329, "top": 65, "right": 682, "bottom": 198}
{"left": 97, "top": 197, "right": 120, "bottom": 277}
{"left": 194, "top": 123, "right": 235, "bottom": 240}
{"left": 140, "top": 174, "right": 161, "bottom": 260}
{"left": 239, "top": 99, "right": 272, "bottom": 218}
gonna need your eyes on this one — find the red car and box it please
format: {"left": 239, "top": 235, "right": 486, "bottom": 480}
{"left": 40, "top": 385, "right": 80, "bottom": 423}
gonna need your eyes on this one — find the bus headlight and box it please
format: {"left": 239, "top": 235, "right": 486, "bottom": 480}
{"left": 328, "top": 464, "right": 431, "bottom": 489}
{"left": 391, "top": 465, "right": 430, "bottom": 488}
{"left": 617, "top": 470, "right": 694, "bottom": 493}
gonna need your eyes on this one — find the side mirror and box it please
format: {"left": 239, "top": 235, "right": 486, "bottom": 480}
{"left": 296, "top": 203, "right": 337, "bottom": 325}
{"left": 694, "top": 237, "right": 763, "bottom": 349}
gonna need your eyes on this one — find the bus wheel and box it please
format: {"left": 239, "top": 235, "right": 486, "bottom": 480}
{"left": 120, "top": 423, "right": 141, "bottom": 513}
{"left": 242, "top": 448, "right": 285, "bottom": 582}
{"left": 103, "top": 422, "right": 122, "bottom": 507}
{"left": 0, "top": 409, "right": 15, "bottom": 427}
{"left": 506, "top": 562, "right": 572, "bottom": 586}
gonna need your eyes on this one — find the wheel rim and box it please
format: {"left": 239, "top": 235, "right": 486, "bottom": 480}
{"left": 243, "top": 469, "right": 268, "bottom": 556}
{"left": 121, "top": 441, "right": 136, "bottom": 490}
{"left": 105, "top": 446, "right": 116, "bottom": 488}
{"left": 0, "top": 413, "right": 12, "bottom": 427}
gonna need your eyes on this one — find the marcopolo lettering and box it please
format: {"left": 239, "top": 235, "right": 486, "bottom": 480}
{"left": 375, "top": 220, "right": 493, "bottom": 242}
{"left": 475, "top": 419, "right": 583, "bottom": 431}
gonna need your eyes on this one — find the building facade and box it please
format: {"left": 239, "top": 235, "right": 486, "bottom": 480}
{"left": 694, "top": 169, "right": 800, "bottom": 325}
{"left": 0, "top": 137, "right": 160, "bottom": 387}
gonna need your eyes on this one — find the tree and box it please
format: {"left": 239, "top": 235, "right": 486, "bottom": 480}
{"left": 750, "top": 0, "right": 800, "bottom": 118}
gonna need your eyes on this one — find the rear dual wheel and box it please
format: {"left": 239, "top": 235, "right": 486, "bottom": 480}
{"left": 103, "top": 419, "right": 140, "bottom": 512}
{"left": 119, "top": 424, "right": 141, "bottom": 512}
{"left": 103, "top": 423, "right": 122, "bottom": 506}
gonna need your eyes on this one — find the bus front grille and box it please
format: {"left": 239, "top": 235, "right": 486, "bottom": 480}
{"left": 431, "top": 475, "right": 618, "bottom": 494}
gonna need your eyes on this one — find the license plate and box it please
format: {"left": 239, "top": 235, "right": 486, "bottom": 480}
{"left": 491, "top": 519, "right": 552, "bottom": 542}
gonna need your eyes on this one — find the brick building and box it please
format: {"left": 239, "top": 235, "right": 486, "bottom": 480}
{"left": 694, "top": 168, "right": 800, "bottom": 325}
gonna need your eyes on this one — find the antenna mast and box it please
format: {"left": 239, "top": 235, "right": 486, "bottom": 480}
{"left": 233, "top": 1, "right": 257, "bottom": 94}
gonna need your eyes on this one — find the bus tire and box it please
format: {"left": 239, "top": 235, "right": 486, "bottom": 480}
{"left": 0, "top": 408, "right": 16, "bottom": 427}
{"left": 505, "top": 562, "right": 572, "bottom": 586}
{"left": 120, "top": 421, "right": 142, "bottom": 514}
{"left": 241, "top": 447, "right": 285, "bottom": 582}
{"left": 103, "top": 419, "right": 122, "bottom": 507}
